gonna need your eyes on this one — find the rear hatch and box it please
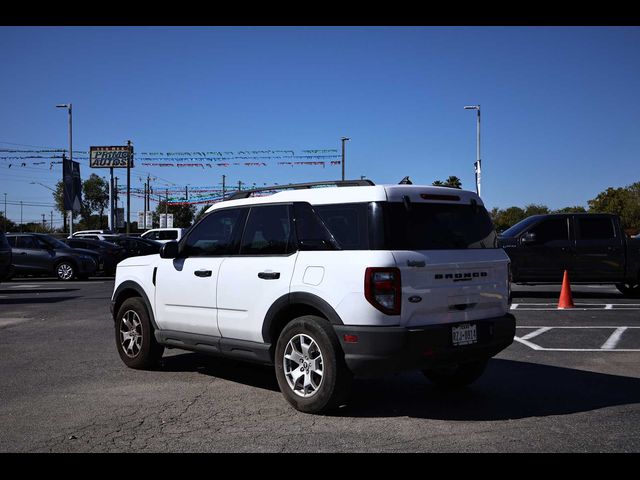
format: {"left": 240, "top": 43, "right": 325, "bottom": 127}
{"left": 382, "top": 185, "right": 509, "bottom": 327}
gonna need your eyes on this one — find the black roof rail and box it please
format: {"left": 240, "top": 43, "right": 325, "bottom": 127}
{"left": 225, "top": 179, "right": 375, "bottom": 201}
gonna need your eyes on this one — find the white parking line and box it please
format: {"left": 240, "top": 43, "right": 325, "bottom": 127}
{"left": 601, "top": 327, "right": 628, "bottom": 350}
{"left": 514, "top": 326, "right": 640, "bottom": 352}
{"left": 519, "top": 327, "right": 553, "bottom": 341}
{"left": 511, "top": 303, "right": 640, "bottom": 311}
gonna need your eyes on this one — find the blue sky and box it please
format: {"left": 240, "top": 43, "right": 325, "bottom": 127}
{"left": 1, "top": 26, "right": 639, "bottom": 227}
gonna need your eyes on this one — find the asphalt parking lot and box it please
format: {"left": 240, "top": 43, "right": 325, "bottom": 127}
{"left": 0, "top": 278, "right": 639, "bottom": 452}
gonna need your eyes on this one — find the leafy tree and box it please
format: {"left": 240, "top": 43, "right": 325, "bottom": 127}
{"left": 82, "top": 174, "right": 109, "bottom": 228}
{"left": 523, "top": 204, "right": 550, "bottom": 217}
{"left": 588, "top": 184, "right": 640, "bottom": 232}
{"left": 0, "top": 212, "right": 18, "bottom": 233}
{"left": 553, "top": 206, "right": 587, "bottom": 213}
{"left": 432, "top": 177, "right": 462, "bottom": 189}
{"left": 154, "top": 200, "right": 196, "bottom": 228}
{"left": 490, "top": 206, "right": 527, "bottom": 232}
{"left": 444, "top": 176, "right": 462, "bottom": 189}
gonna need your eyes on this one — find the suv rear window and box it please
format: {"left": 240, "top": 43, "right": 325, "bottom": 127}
{"left": 382, "top": 202, "right": 497, "bottom": 250}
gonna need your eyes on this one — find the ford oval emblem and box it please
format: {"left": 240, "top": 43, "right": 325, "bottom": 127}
{"left": 408, "top": 296, "right": 422, "bottom": 303}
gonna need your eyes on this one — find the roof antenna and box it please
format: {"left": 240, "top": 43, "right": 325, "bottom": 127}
{"left": 399, "top": 176, "right": 413, "bottom": 185}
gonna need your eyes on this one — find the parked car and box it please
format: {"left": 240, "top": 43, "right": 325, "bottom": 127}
{"left": 498, "top": 213, "right": 640, "bottom": 296}
{"left": 63, "top": 237, "right": 126, "bottom": 275}
{"left": 109, "top": 236, "right": 162, "bottom": 259}
{"left": 6, "top": 233, "right": 98, "bottom": 280}
{"left": 72, "top": 233, "right": 121, "bottom": 242}
{"left": 110, "top": 179, "right": 515, "bottom": 413}
{"left": 0, "top": 231, "right": 12, "bottom": 283}
{"left": 70, "top": 229, "right": 114, "bottom": 237}
{"left": 140, "top": 228, "right": 186, "bottom": 244}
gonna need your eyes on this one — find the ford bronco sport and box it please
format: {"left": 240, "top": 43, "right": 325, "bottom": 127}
{"left": 111, "top": 180, "right": 515, "bottom": 413}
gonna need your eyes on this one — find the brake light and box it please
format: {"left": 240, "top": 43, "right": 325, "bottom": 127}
{"left": 365, "top": 267, "right": 401, "bottom": 315}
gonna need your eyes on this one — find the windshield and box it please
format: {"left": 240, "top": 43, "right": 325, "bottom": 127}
{"left": 39, "top": 235, "right": 71, "bottom": 249}
{"left": 382, "top": 202, "right": 498, "bottom": 250}
{"left": 501, "top": 216, "right": 541, "bottom": 238}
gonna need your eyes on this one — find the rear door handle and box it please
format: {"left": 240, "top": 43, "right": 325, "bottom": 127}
{"left": 258, "top": 271, "right": 280, "bottom": 280}
{"left": 194, "top": 269, "right": 212, "bottom": 277}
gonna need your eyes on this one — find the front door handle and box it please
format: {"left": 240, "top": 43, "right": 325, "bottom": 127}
{"left": 258, "top": 271, "right": 280, "bottom": 280}
{"left": 194, "top": 269, "right": 212, "bottom": 277}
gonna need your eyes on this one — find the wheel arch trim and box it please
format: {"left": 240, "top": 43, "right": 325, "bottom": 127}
{"left": 111, "top": 280, "right": 159, "bottom": 330}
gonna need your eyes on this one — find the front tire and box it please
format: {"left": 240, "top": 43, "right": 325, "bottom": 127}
{"left": 422, "top": 359, "right": 488, "bottom": 389}
{"left": 55, "top": 261, "right": 76, "bottom": 281}
{"left": 115, "top": 297, "right": 164, "bottom": 369}
{"left": 274, "top": 316, "right": 352, "bottom": 414}
{"left": 616, "top": 282, "right": 640, "bottom": 298}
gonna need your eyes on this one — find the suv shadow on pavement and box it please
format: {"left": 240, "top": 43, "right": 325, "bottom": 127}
{"left": 159, "top": 352, "right": 280, "bottom": 392}
{"left": 339, "top": 359, "right": 640, "bottom": 420}
{"left": 156, "top": 355, "right": 640, "bottom": 420}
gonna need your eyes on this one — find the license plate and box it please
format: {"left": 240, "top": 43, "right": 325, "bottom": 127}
{"left": 452, "top": 324, "right": 477, "bottom": 346}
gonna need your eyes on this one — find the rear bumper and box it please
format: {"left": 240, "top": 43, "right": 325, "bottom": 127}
{"left": 334, "top": 313, "right": 516, "bottom": 377}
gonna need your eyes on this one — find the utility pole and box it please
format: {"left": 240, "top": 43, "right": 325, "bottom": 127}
{"left": 56, "top": 103, "right": 73, "bottom": 235}
{"left": 42, "top": 213, "right": 46, "bottom": 231}
{"left": 341, "top": 137, "right": 350, "bottom": 181}
{"left": 143, "top": 177, "right": 148, "bottom": 230}
{"left": 114, "top": 177, "right": 119, "bottom": 231}
{"left": 126, "top": 140, "right": 132, "bottom": 235}
{"left": 20, "top": 201, "right": 23, "bottom": 232}
{"left": 222, "top": 174, "right": 226, "bottom": 199}
{"left": 3, "top": 193, "right": 6, "bottom": 232}
{"left": 50, "top": 211, "right": 53, "bottom": 232}
{"left": 108, "top": 167, "right": 114, "bottom": 230}
{"left": 238, "top": 180, "right": 242, "bottom": 191}
{"left": 165, "top": 188, "right": 168, "bottom": 227}
{"left": 185, "top": 186, "right": 189, "bottom": 202}
{"left": 464, "top": 105, "right": 481, "bottom": 197}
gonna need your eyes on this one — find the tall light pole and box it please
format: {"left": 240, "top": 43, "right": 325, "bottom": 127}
{"left": 464, "top": 105, "right": 481, "bottom": 197}
{"left": 341, "top": 137, "right": 350, "bottom": 181}
{"left": 3, "top": 193, "right": 6, "bottom": 232}
{"left": 56, "top": 103, "right": 73, "bottom": 234}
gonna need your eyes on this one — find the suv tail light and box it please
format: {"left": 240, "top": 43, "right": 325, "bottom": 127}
{"left": 365, "top": 267, "right": 401, "bottom": 315}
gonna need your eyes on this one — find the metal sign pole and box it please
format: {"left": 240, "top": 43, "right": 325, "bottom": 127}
{"left": 126, "top": 141, "right": 131, "bottom": 235}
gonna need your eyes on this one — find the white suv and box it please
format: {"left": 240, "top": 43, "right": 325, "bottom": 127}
{"left": 111, "top": 180, "right": 515, "bottom": 413}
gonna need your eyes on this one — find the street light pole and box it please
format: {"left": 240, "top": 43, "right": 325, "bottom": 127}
{"left": 57, "top": 103, "right": 73, "bottom": 235}
{"left": 3, "top": 193, "right": 6, "bottom": 232}
{"left": 341, "top": 137, "right": 350, "bottom": 181}
{"left": 464, "top": 105, "right": 481, "bottom": 197}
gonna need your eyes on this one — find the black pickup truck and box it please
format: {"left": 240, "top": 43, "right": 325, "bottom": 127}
{"left": 498, "top": 213, "right": 640, "bottom": 297}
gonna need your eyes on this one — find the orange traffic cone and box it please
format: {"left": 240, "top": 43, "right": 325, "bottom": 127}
{"left": 558, "top": 270, "right": 575, "bottom": 309}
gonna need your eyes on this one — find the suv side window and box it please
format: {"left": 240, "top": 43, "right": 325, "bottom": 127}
{"left": 19, "top": 236, "right": 39, "bottom": 249}
{"left": 577, "top": 217, "right": 615, "bottom": 240}
{"left": 240, "top": 205, "right": 293, "bottom": 255}
{"left": 6, "top": 236, "right": 17, "bottom": 247}
{"left": 314, "top": 203, "right": 369, "bottom": 250}
{"left": 183, "top": 208, "right": 245, "bottom": 256}
{"left": 528, "top": 218, "right": 568, "bottom": 245}
{"left": 145, "top": 231, "right": 159, "bottom": 240}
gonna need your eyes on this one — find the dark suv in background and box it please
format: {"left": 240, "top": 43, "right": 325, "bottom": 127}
{"left": 0, "top": 231, "right": 12, "bottom": 283}
{"left": 63, "top": 237, "right": 126, "bottom": 275}
{"left": 6, "top": 233, "right": 98, "bottom": 280}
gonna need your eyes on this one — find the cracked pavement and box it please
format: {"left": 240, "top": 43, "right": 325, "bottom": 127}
{"left": 1, "top": 279, "right": 639, "bottom": 452}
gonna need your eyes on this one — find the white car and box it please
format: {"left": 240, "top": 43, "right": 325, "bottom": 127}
{"left": 110, "top": 180, "right": 515, "bottom": 413}
{"left": 140, "top": 228, "right": 185, "bottom": 244}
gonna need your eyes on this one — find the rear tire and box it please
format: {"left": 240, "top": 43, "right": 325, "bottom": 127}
{"left": 115, "top": 297, "right": 164, "bottom": 369}
{"left": 274, "top": 315, "right": 352, "bottom": 414}
{"left": 422, "top": 359, "right": 488, "bottom": 389}
{"left": 616, "top": 282, "right": 640, "bottom": 298}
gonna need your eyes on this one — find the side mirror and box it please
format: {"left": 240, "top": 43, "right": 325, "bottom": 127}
{"left": 521, "top": 232, "right": 537, "bottom": 245}
{"left": 160, "top": 241, "right": 179, "bottom": 259}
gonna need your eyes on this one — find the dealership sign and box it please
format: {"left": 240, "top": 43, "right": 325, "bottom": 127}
{"left": 89, "top": 146, "right": 134, "bottom": 168}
